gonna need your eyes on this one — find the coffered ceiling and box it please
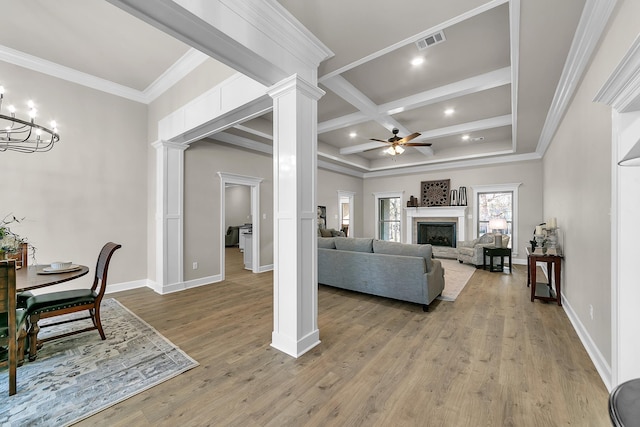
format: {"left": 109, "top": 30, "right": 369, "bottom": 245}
{"left": 0, "top": 0, "right": 591, "bottom": 176}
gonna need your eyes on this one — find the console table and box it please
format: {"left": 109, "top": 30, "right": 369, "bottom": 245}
{"left": 527, "top": 248, "right": 563, "bottom": 306}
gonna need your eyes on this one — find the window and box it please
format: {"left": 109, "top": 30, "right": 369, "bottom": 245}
{"left": 374, "top": 192, "right": 402, "bottom": 242}
{"left": 477, "top": 192, "right": 513, "bottom": 237}
{"left": 472, "top": 183, "right": 521, "bottom": 255}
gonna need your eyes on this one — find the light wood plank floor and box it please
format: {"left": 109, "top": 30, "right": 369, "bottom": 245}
{"left": 79, "top": 249, "right": 610, "bottom": 426}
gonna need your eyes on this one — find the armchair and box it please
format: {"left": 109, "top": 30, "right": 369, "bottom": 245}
{"left": 457, "top": 233, "right": 510, "bottom": 267}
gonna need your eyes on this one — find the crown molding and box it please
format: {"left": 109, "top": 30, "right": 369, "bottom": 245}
{"left": 0, "top": 44, "right": 210, "bottom": 104}
{"left": 362, "top": 152, "right": 541, "bottom": 178}
{"left": 222, "top": 0, "right": 334, "bottom": 69}
{"left": 0, "top": 44, "right": 147, "bottom": 103}
{"left": 594, "top": 33, "right": 640, "bottom": 113}
{"left": 143, "top": 49, "right": 209, "bottom": 102}
{"left": 536, "top": 0, "right": 618, "bottom": 156}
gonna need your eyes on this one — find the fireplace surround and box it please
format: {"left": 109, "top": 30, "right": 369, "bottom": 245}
{"left": 417, "top": 222, "right": 457, "bottom": 247}
{"left": 405, "top": 206, "right": 468, "bottom": 246}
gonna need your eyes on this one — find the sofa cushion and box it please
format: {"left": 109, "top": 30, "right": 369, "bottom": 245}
{"left": 318, "top": 237, "right": 336, "bottom": 249}
{"left": 373, "top": 240, "right": 433, "bottom": 270}
{"left": 334, "top": 237, "right": 373, "bottom": 253}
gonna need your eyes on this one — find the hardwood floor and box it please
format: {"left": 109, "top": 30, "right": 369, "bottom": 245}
{"left": 79, "top": 250, "right": 610, "bottom": 426}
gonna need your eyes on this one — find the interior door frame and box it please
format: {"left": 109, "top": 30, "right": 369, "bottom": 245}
{"left": 218, "top": 172, "right": 263, "bottom": 280}
{"left": 337, "top": 190, "right": 355, "bottom": 237}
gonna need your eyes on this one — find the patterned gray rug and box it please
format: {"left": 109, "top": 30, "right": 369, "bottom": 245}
{"left": 0, "top": 298, "right": 198, "bottom": 426}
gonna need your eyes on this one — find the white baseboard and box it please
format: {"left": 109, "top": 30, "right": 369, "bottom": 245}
{"left": 259, "top": 264, "right": 274, "bottom": 273}
{"left": 107, "top": 275, "right": 223, "bottom": 295}
{"left": 105, "top": 279, "right": 149, "bottom": 294}
{"left": 160, "top": 274, "right": 222, "bottom": 294}
{"left": 561, "top": 293, "right": 612, "bottom": 391}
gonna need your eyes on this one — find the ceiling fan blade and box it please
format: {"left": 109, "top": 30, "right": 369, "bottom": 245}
{"left": 403, "top": 142, "right": 432, "bottom": 147}
{"left": 362, "top": 145, "right": 390, "bottom": 152}
{"left": 369, "top": 138, "right": 391, "bottom": 143}
{"left": 398, "top": 132, "right": 421, "bottom": 143}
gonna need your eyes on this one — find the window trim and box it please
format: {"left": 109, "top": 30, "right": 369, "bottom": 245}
{"left": 471, "top": 183, "right": 521, "bottom": 255}
{"left": 373, "top": 191, "right": 404, "bottom": 242}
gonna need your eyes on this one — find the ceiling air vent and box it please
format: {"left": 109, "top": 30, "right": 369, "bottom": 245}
{"left": 415, "top": 31, "right": 446, "bottom": 51}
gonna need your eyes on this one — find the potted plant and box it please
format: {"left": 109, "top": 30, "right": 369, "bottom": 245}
{"left": 0, "top": 214, "right": 34, "bottom": 267}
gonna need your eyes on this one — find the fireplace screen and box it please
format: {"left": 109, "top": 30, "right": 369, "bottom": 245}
{"left": 417, "top": 222, "right": 457, "bottom": 247}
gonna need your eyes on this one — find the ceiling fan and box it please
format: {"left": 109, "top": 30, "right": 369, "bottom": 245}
{"left": 367, "top": 128, "right": 431, "bottom": 156}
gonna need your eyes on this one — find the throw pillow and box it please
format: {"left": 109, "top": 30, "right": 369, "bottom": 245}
{"left": 478, "top": 233, "right": 495, "bottom": 244}
{"left": 319, "top": 228, "right": 333, "bottom": 237}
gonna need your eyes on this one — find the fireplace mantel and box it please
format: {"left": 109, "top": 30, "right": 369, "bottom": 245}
{"left": 405, "top": 206, "right": 468, "bottom": 244}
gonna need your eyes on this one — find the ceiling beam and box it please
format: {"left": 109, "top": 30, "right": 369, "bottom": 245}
{"left": 321, "top": 75, "right": 411, "bottom": 135}
{"left": 416, "top": 115, "right": 512, "bottom": 141}
{"left": 379, "top": 67, "right": 511, "bottom": 115}
{"left": 318, "top": 112, "right": 369, "bottom": 134}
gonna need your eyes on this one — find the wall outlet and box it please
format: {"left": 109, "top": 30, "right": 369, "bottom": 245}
{"left": 192, "top": 262, "right": 198, "bottom": 270}
{"left": 589, "top": 304, "right": 594, "bottom": 320}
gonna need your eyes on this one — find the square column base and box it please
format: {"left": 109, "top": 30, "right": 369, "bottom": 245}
{"left": 271, "top": 329, "right": 320, "bottom": 358}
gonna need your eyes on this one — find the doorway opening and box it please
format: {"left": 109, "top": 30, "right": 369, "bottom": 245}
{"left": 337, "top": 191, "right": 355, "bottom": 237}
{"left": 218, "top": 172, "right": 263, "bottom": 281}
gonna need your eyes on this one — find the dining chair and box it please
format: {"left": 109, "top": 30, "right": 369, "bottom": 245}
{"left": 25, "top": 242, "right": 121, "bottom": 361}
{"left": 1, "top": 260, "right": 28, "bottom": 395}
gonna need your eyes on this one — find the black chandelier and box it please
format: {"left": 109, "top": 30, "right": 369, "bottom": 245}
{"left": 0, "top": 84, "right": 59, "bottom": 153}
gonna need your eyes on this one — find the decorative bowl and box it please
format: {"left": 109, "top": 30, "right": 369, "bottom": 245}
{"left": 50, "top": 261, "right": 72, "bottom": 270}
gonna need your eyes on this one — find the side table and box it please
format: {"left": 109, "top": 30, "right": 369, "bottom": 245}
{"left": 527, "top": 248, "right": 563, "bottom": 306}
{"left": 483, "top": 247, "right": 512, "bottom": 273}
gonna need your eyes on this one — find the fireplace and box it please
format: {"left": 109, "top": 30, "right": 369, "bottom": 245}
{"left": 404, "top": 206, "right": 467, "bottom": 248}
{"left": 417, "top": 222, "right": 456, "bottom": 247}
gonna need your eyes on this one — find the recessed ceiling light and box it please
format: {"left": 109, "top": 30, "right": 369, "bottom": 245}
{"left": 349, "top": 132, "right": 357, "bottom": 138}
{"left": 410, "top": 57, "right": 424, "bottom": 66}
{"left": 462, "top": 134, "right": 470, "bottom": 141}
{"left": 444, "top": 108, "right": 455, "bottom": 115}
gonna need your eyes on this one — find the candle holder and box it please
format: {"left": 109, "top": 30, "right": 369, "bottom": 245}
{"left": 544, "top": 227, "right": 561, "bottom": 255}
{"left": 533, "top": 234, "right": 546, "bottom": 254}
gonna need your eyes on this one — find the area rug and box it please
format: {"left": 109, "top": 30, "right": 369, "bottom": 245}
{"left": 0, "top": 298, "right": 198, "bottom": 426}
{"left": 437, "top": 258, "right": 476, "bottom": 301}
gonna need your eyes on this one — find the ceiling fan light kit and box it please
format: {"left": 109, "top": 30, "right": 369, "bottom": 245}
{"left": 369, "top": 128, "right": 431, "bottom": 157}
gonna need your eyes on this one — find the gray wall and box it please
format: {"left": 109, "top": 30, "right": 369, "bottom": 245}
{"left": 0, "top": 62, "right": 148, "bottom": 289}
{"left": 317, "top": 169, "right": 364, "bottom": 236}
{"left": 183, "top": 140, "right": 274, "bottom": 281}
{"left": 362, "top": 160, "right": 543, "bottom": 259}
{"left": 542, "top": 0, "right": 640, "bottom": 369}
{"left": 225, "top": 185, "right": 251, "bottom": 227}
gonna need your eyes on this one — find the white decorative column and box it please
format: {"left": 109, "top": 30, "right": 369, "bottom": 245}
{"left": 268, "top": 75, "right": 325, "bottom": 358}
{"left": 152, "top": 140, "right": 187, "bottom": 294}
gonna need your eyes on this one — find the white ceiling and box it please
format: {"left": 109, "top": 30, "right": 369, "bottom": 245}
{"left": 0, "top": 0, "right": 589, "bottom": 176}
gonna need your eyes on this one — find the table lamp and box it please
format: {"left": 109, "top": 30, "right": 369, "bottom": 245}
{"left": 489, "top": 218, "right": 507, "bottom": 248}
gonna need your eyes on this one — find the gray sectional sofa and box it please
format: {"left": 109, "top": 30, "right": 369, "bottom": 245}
{"left": 317, "top": 237, "right": 445, "bottom": 311}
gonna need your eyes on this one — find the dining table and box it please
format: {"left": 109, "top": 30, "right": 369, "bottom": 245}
{"left": 16, "top": 264, "right": 90, "bottom": 292}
